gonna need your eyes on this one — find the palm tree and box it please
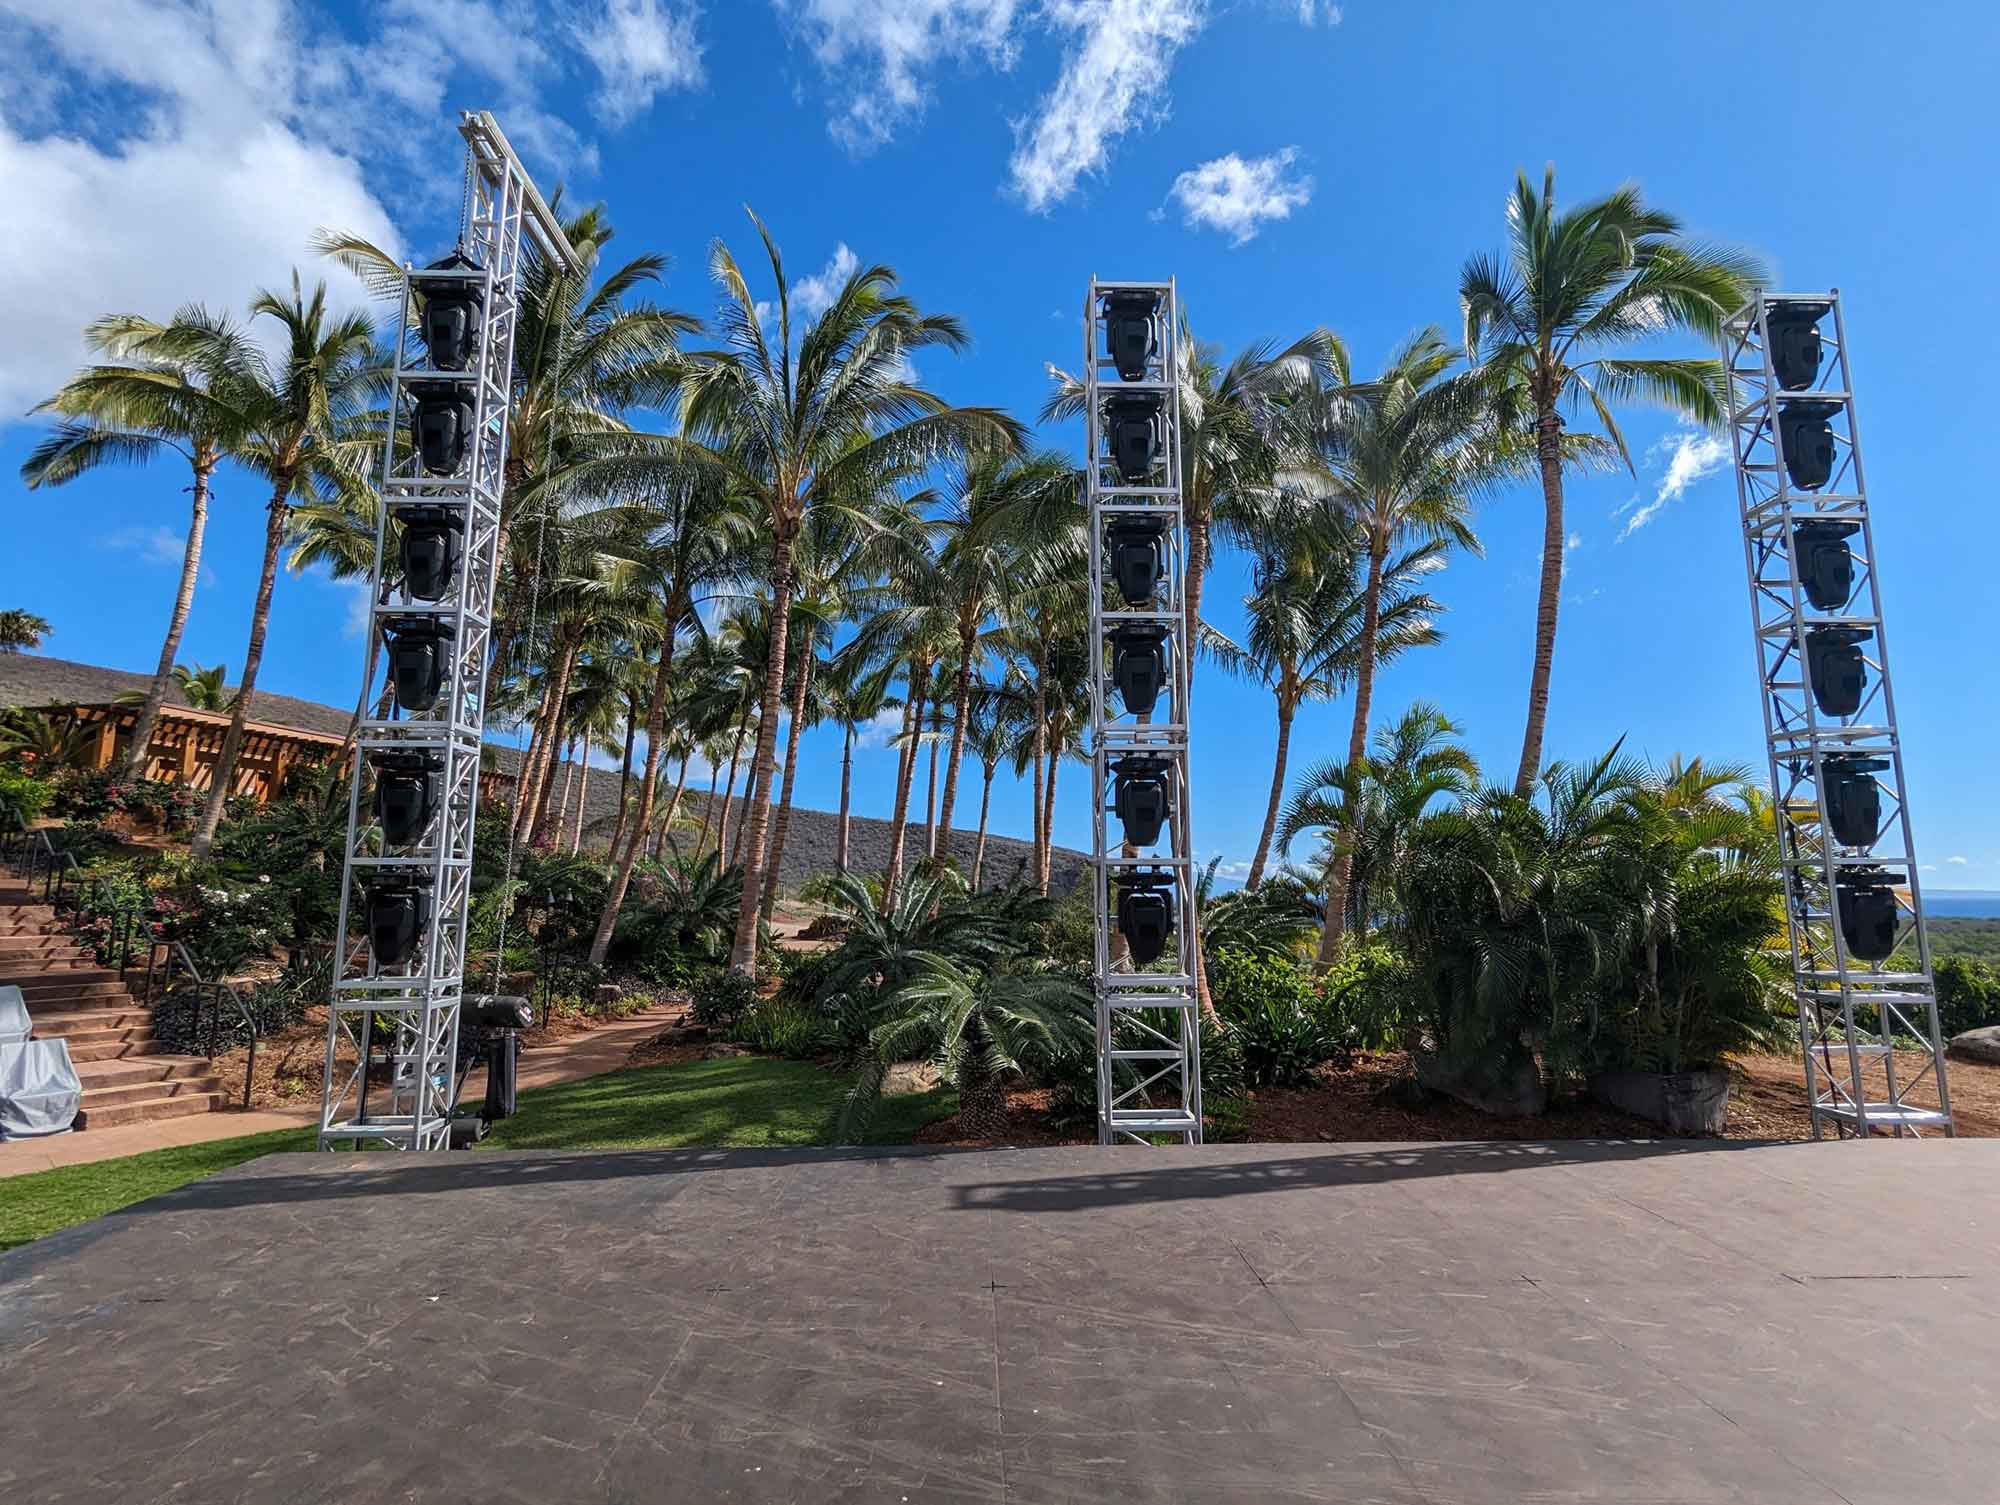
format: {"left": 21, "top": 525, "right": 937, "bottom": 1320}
{"left": 1460, "top": 167, "right": 1763, "bottom": 792}
{"left": 676, "top": 211, "right": 1022, "bottom": 974}
{"left": 22, "top": 306, "right": 259, "bottom": 774}
{"left": 171, "top": 663, "right": 234, "bottom": 712}
{"left": 1277, "top": 702, "right": 1479, "bottom": 961}
{"left": 821, "top": 654, "right": 901, "bottom": 875}
{"left": 286, "top": 484, "right": 388, "bottom": 753}
{"left": 1205, "top": 528, "right": 1445, "bottom": 890}
{"left": 0, "top": 611, "right": 52, "bottom": 654}
{"left": 190, "top": 276, "right": 382, "bottom": 858}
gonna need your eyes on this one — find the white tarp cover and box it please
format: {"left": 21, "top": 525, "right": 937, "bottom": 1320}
{"left": 0, "top": 985, "right": 28, "bottom": 1046}
{"left": 0, "top": 1038, "right": 81, "bottom": 1137}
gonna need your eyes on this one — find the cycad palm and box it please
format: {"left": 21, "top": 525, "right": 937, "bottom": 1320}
{"left": 1460, "top": 167, "right": 1763, "bottom": 792}
{"left": 22, "top": 305, "right": 259, "bottom": 779}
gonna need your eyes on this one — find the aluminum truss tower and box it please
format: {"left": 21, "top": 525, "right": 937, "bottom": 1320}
{"left": 318, "top": 113, "right": 580, "bottom": 1150}
{"left": 1084, "top": 279, "right": 1202, "bottom": 1145}
{"left": 1721, "top": 290, "right": 1952, "bottom": 1138}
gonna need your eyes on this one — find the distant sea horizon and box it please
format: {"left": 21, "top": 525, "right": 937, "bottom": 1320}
{"left": 1925, "top": 890, "right": 2000, "bottom": 919}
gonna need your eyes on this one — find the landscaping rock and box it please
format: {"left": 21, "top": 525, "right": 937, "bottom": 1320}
{"left": 701, "top": 1042, "right": 752, "bottom": 1060}
{"left": 1949, "top": 1025, "right": 2000, "bottom": 1065}
{"left": 1413, "top": 1049, "right": 1546, "bottom": 1117}
{"left": 594, "top": 982, "right": 624, "bottom": 1005}
{"left": 1589, "top": 1067, "right": 1731, "bottom": 1136}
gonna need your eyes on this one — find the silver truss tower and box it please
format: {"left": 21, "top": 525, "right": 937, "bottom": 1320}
{"left": 1084, "top": 278, "right": 1202, "bottom": 1145}
{"left": 318, "top": 113, "right": 580, "bottom": 1150}
{"left": 1721, "top": 290, "right": 1952, "bottom": 1138}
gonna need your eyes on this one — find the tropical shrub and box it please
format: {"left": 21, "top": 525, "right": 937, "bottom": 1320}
{"left": 690, "top": 969, "right": 757, "bottom": 1030}
{"left": 610, "top": 851, "right": 742, "bottom": 979}
{"left": 0, "top": 766, "right": 52, "bottom": 826}
{"left": 1208, "top": 947, "right": 1348, "bottom": 1087}
{"left": 1935, "top": 956, "right": 2000, "bottom": 1040}
{"left": 1324, "top": 941, "right": 1419, "bottom": 1052}
{"left": 807, "top": 873, "right": 1051, "bottom": 1011}
{"left": 733, "top": 999, "right": 830, "bottom": 1059}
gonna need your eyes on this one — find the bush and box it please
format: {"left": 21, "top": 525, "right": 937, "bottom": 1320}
{"left": 1208, "top": 948, "right": 1348, "bottom": 1087}
{"left": 0, "top": 766, "right": 51, "bottom": 826}
{"left": 733, "top": 1000, "right": 830, "bottom": 1059}
{"left": 690, "top": 970, "right": 757, "bottom": 1030}
{"left": 1324, "top": 941, "right": 1419, "bottom": 1052}
{"left": 1937, "top": 956, "right": 2000, "bottom": 1039}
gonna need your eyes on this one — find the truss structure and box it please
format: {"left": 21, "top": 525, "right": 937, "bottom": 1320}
{"left": 1083, "top": 279, "right": 1202, "bottom": 1145}
{"left": 1721, "top": 290, "right": 1952, "bottom": 1138}
{"left": 318, "top": 113, "right": 580, "bottom": 1150}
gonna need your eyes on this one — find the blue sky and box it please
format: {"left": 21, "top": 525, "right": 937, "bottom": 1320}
{"left": 2, "top": 0, "right": 1997, "bottom": 891}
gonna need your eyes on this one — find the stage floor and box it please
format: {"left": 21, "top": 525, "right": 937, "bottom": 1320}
{"left": 3, "top": 1138, "right": 1995, "bottom": 1504}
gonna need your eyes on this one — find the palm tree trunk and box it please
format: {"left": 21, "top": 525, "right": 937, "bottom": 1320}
{"left": 1030, "top": 660, "right": 1048, "bottom": 892}
{"left": 570, "top": 756, "right": 589, "bottom": 854}
{"left": 609, "top": 691, "right": 638, "bottom": 855}
{"left": 1514, "top": 407, "right": 1567, "bottom": 795}
{"left": 971, "top": 763, "right": 995, "bottom": 892}
{"left": 837, "top": 725, "right": 854, "bottom": 874}
{"left": 124, "top": 450, "right": 214, "bottom": 781}
{"left": 1318, "top": 538, "right": 1388, "bottom": 967}
{"left": 1040, "top": 744, "right": 1061, "bottom": 898}
{"left": 1246, "top": 695, "right": 1296, "bottom": 891}
{"left": 191, "top": 489, "right": 288, "bottom": 857}
{"left": 513, "top": 635, "right": 578, "bottom": 843}
{"left": 1183, "top": 514, "right": 1211, "bottom": 699}
{"left": 760, "top": 648, "right": 815, "bottom": 921}
{"left": 934, "top": 624, "right": 977, "bottom": 862}
{"left": 695, "top": 760, "right": 721, "bottom": 859}
{"left": 727, "top": 524, "right": 800, "bottom": 978}
{"left": 924, "top": 698, "right": 940, "bottom": 860}
{"left": 660, "top": 753, "right": 691, "bottom": 850}
{"left": 882, "top": 658, "right": 928, "bottom": 907}
{"left": 552, "top": 735, "right": 578, "bottom": 844}
{"left": 586, "top": 629, "right": 680, "bottom": 967}
{"left": 717, "top": 729, "right": 744, "bottom": 866}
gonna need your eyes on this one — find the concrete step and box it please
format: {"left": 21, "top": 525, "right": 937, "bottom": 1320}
{"left": 0, "top": 959, "right": 125, "bottom": 979}
{"left": 65, "top": 1032, "right": 163, "bottom": 1062}
{"left": 81, "top": 1075, "right": 226, "bottom": 1110}
{"left": 75, "top": 1091, "right": 227, "bottom": 1130}
{"left": 22, "top": 1007, "right": 156, "bottom": 1038}
{"left": 75, "top": 1054, "right": 217, "bottom": 1088}
{"left": 15, "top": 980, "right": 141, "bottom": 1007}
{"left": 0, "top": 931, "right": 85, "bottom": 950}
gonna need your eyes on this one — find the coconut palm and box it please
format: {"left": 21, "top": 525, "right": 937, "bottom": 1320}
{"left": 190, "top": 276, "right": 384, "bottom": 858}
{"left": 821, "top": 653, "right": 902, "bottom": 875}
{"left": 1204, "top": 527, "right": 1446, "bottom": 891}
{"left": 1277, "top": 702, "right": 1479, "bottom": 960}
{"left": 22, "top": 306, "right": 260, "bottom": 775}
{"left": 1460, "top": 167, "right": 1764, "bottom": 793}
{"left": 0, "top": 611, "right": 52, "bottom": 654}
{"left": 678, "top": 210, "right": 1024, "bottom": 974}
{"left": 170, "top": 663, "right": 234, "bottom": 712}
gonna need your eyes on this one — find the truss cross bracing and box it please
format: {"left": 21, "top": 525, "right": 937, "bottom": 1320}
{"left": 318, "top": 113, "right": 580, "bottom": 1151}
{"left": 1721, "top": 290, "right": 1952, "bottom": 1139}
{"left": 1083, "top": 279, "right": 1203, "bottom": 1146}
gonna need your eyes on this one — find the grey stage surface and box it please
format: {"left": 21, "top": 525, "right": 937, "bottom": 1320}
{"left": 2, "top": 1140, "right": 1996, "bottom": 1504}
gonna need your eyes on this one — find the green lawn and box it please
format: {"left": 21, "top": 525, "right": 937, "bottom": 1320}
{"left": 0, "top": 1055, "right": 955, "bottom": 1254}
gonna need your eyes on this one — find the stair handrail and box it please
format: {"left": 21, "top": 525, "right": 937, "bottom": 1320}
{"left": 3, "top": 820, "right": 143, "bottom": 977}
{"left": 148, "top": 941, "right": 262, "bottom": 1109}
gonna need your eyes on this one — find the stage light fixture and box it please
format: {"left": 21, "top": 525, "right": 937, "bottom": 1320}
{"left": 394, "top": 505, "right": 464, "bottom": 602}
{"left": 1116, "top": 872, "right": 1176, "bottom": 966}
{"left": 419, "top": 253, "right": 485, "bottom": 370}
{"left": 410, "top": 381, "right": 476, "bottom": 476}
{"left": 1791, "top": 519, "right": 1859, "bottom": 612}
{"left": 384, "top": 616, "right": 458, "bottom": 713}
{"left": 365, "top": 878, "right": 432, "bottom": 968}
{"left": 1104, "top": 394, "right": 1163, "bottom": 484}
{"left": 1765, "top": 301, "right": 1830, "bottom": 391}
{"left": 1104, "top": 290, "right": 1160, "bottom": 382}
{"left": 1805, "top": 625, "right": 1870, "bottom": 718}
{"left": 1835, "top": 865, "right": 1899, "bottom": 963}
{"left": 1777, "top": 399, "right": 1841, "bottom": 491}
{"left": 370, "top": 750, "right": 445, "bottom": 846}
{"left": 1111, "top": 755, "right": 1173, "bottom": 847}
{"left": 1109, "top": 624, "right": 1169, "bottom": 717}
{"left": 1106, "top": 516, "right": 1168, "bottom": 606}
{"left": 1820, "top": 753, "right": 1888, "bottom": 848}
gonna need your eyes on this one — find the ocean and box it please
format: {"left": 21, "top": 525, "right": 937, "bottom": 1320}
{"left": 1925, "top": 891, "right": 2000, "bottom": 919}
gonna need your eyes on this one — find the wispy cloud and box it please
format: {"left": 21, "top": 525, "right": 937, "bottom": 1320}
{"left": 1166, "top": 146, "right": 1312, "bottom": 245}
{"left": 1948, "top": 854, "right": 1970, "bottom": 865}
{"left": 570, "top": 0, "right": 705, "bottom": 127}
{"left": 1618, "top": 430, "right": 1730, "bottom": 540}
{"left": 856, "top": 705, "right": 904, "bottom": 750}
{"left": 792, "top": 242, "right": 859, "bottom": 320}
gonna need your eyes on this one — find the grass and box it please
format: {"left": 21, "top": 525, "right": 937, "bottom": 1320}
{"left": 0, "top": 1055, "right": 956, "bottom": 1254}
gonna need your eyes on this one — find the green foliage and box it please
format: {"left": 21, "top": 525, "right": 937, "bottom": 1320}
{"left": 1936, "top": 956, "right": 2000, "bottom": 1040}
{"left": 807, "top": 872, "right": 1053, "bottom": 1012}
{"left": 1922, "top": 919, "right": 2000, "bottom": 966}
{"left": 210, "top": 769, "right": 345, "bottom": 957}
{"left": 0, "top": 709, "right": 97, "bottom": 774}
{"left": 0, "top": 765, "right": 52, "bottom": 825}
{"left": 1208, "top": 947, "right": 1348, "bottom": 1087}
{"left": 1323, "top": 941, "right": 1419, "bottom": 1052}
{"left": 1197, "top": 870, "right": 1320, "bottom": 963}
{"left": 610, "top": 850, "right": 742, "bottom": 981}
{"left": 733, "top": 999, "right": 831, "bottom": 1059}
{"left": 690, "top": 969, "right": 758, "bottom": 1029}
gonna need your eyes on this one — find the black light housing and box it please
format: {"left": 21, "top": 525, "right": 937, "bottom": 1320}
{"left": 1792, "top": 519, "right": 1859, "bottom": 612}
{"left": 418, "top": 253, "right": 486, "bottom": 370}
{"left": 1805, "top": 625, "right": 1870, "bottom": 719}
{"left": 1104, "top": 393, "right": 1163, "bottom": 484}
{"left": 394, "top": 505, "right": 464, "bottom": 602}
{"left": 365, "top": 877, "right": 433, "bottom": 968}
{"left": 371, "top": 750, "right": 445, "bottom": 846}
{"left": 409, "top": 380, "right": 476, "bottom": 476}
{"left": 467, "top": 994, "right": 534, "bottom": 1031}
{"left": 1116, "top": 872, "right": 1176, "bottom": 966}
{"left": 1109, "top": 624, "right": 1169, "bottom": 717}
{"left": 384, "top": 616, "right": 457, "bottom": 714}
{"left": 1820, "top": 753, "right": 1888, "bottom": 849}
{"left": 1106, "top": 516, "right": 1168, "bottom": 606}
{"left": 1835, "top": 865, "right": 1900, "bottom": 963}
{"left": 1104, "top": 290, "right": 1160, "bottom": 382}
{"left": 1764, "top": 301, "right": 1829, "bottom": 391}
{"left": 1111, "top": 755, "right": 1173, "bottom": 848}
{"left": 1777, "top": 399, "right": 1841, "bottom": 491}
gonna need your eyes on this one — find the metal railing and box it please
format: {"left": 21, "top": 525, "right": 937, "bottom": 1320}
{"left": 146, "top": 942, "right": 261, "bottom": 1110}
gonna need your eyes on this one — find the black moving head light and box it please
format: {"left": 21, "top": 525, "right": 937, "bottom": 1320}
{"left": 371, "top": 750, "right": 445, "bottom": 846}
{"left": 1111, "top": 755, "right": 1173, "bottom": 847}
{"left": 394, "top": 506, "right": 464, "bottom": 602}
{"left": 1805, "top": 625, "right": 1870, "bottom": 719}
{"left": 1109, "top": 624, "right": 1169, "bottom": 717}
{"left": 418, "top": 253, "right": 486, "bottom": 371}
{"left": 1777, "top": 399, "right": 1841, "bottom": 491}
{"left": 1819, "top": 753, "right": 1889, "bottom": 849}
{"left": 365, "top": 876, "right": 433, "bottom": 968}
{"left": 1791, "top": 519, "right": 1859, "bottom": 612}
{"left": 410, "top": 381, "right": 476, "bottom": 476}
{"left": 1764, "top": 301, "right": 1829, "bottom": 392}
{"left": 1117, "top": 871, "right": 1176, "bottom": 966}
{"left": 1107, "top": 515, "right": 1168, "bottom": 606}
{"left": 1836, "top": 865, "right": 1899, "bottom": 963}
{"left": 1104, "top": 290, "right": 1161, "bottom": 382}
{"left": 1104, "top": 393, "right": 1163, "bottom": 485}
{"left": 384, "top": 616, "right": 458, "bottom": 714}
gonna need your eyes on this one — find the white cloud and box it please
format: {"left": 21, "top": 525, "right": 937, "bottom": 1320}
{"left": 1166, "top": 146, "right": 1311, "bottom": 245}
{"left": 1948, "top": 855, "right": 1970, "bottom": 865}
{"left": 571, "top": 0, "right": 705, "bottom": 127}
{"left": 775, "top": 0, "right": 1023, "bottom": 151}
{"left": 1566, "top": 531, "right": 1583, "bottom": 551}
{"left": 1618, "top": 430, "right": 1730, "bottom": 540}
{"left": 102, "top": 525, "right": 187, "bottom": 569}
{"left": 1009, "top": 0, "right": 1205, "bottom": 212}
{"left": 856, "top": 705, "right": 904, "bottom": 749}
{"left": 1292, "top": 0, "right": 1341, "bottom": 20}
{"left": 793, "top": 242, "right": 860, "bottom": 320}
